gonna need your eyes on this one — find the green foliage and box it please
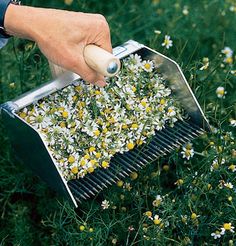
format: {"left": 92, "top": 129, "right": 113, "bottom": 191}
{"left": 0, "top": 0, "right": 235, "bottom": 245}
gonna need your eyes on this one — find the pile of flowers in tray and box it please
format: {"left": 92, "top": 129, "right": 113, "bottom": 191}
{"left": 18, "top": 54, "right": 183, "bottom": 180}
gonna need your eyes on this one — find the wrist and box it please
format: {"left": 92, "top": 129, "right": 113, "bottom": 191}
{"left": 4, "top": 4, "right": 37, "bottom": 40}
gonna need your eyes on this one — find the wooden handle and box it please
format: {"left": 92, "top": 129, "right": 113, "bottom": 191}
{"left": 49, "top": 45, "right": 120, "bottom": 79}
{"left": 84, "top": 45, "right": 120, "bottom": 77}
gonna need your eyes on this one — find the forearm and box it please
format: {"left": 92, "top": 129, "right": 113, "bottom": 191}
{"left": 2, "top": 3, "right": 112, "bottom": 86}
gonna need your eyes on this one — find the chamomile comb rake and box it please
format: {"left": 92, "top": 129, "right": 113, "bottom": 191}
{"left": 0, "top": 41, "right": 210, "bottom": 207}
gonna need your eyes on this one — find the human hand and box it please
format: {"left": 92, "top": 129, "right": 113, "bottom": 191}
{"left": 4, "top": 5, "right": 112, "bottom": 87}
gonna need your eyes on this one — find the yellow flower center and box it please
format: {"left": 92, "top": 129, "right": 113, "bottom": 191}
{"left": 141, "top": 101, "right": 147, "bottom": 107}
{"left": 153, "top": 219, "right": 161, "bottom": 225}
{"left": 102, "top": 161, "right": 109, "bottom": 168}
{"left": 80, "top": 159, "right": 86, "bottom": 166}
{"left": 146, "top": 107, "right": 152, "bottom": 113}
{"left": 95, "top": 152, "right": 102, "bottom": 158}
{"left": 117, "top": 180, "right": 124, "bottom": 187}
{"left": 160, "top": 99, "right": 165, "bottom": 105}
{"left": 225, "top": 57, "right": 233, "bottom": 64}
{"left": 19, "top": 112, "right": 27, "bottom": 118}
{"left": 131, "top": 123, "right": 139, "bottom": 129}
{"left": 90, "top": 159, "right": 97, "bottom": 166}
{"left": 127, "top": 142, "right": 135, "bottom": 150}
{"left": 191, "top": 213, "right": 197, "bottom": 220}
{"left": 79, "top": 225, "right": 85, "bottom": 231}
{"left": 71, "top": 167, "right": 78, "bottom": 174}
{"left": 223, "top": 223, "right": 232, "bottom": 230}
{"left": 62, "top": 111, "right": 69, "bottom": 118}
{"left": 93, "top": 129, "right": 100, "bottom": 136}
{"left": 130, "top": 172, "right": 138, "bottom": 180}
{"left": 136, "top": 139, "right": 143, "bottom": 145}
{"left": 95, "top": 90, "right": 101, "bottom": 95}
{"left": 144, "top": 63, "right": 151, "bottom": 70}
{"left": 145, "top": 211, "right": 152, "bottom": 217}
{"left": 75, "top": 85, "right": 82, "bottom": 92}
{"left": 89, "top": 147, "right": 96, "bottom": 152}
{"left": 229, "top": 164, "right": 235, "bottom": 171}
{"left": 68, "top": 156, "right": 75, "bottom": 164}
{"left": 88, "top": 167, "right": 94, "bottom": 173}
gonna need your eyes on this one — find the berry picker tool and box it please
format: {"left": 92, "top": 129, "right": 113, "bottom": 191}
{"left": 0, "top": 40, "right": 210, "bottom": 207}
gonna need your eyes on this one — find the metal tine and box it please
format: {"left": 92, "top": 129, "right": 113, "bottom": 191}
{"left": 69, "top": 180, "right": 94, "bottom": 197}
{"left": 149, "top": 138, "right": 172, "bottom": 153}
{"left": 148, "top": 142, "right": 172, "bottom": 155}
{"left": 101, "top": 171, "right": 118, "bottom": 184}
{"left": 118, "top": 150, "right": 147, "bottom": 167}
{"left": 152, "top": 134, "right": 176, "bottom": 151}
{"left": 144, "top": 143, "right": 162, "bottom": 156}
{"left": 68, "top": 184, "right": 90, "bottom": 199}
{"left": 102, "top": 169, "right": 122, "bottom": 182}
{"left": 108, "top": 163, "right": 127, "bottom": 178}
{"left": 83, "top": 176, "right": 103, "bottom": 191}
{"left": 95, "top": 172, "right": 112, "bottom": 186}
{"left": 71, "top": 183, "right": 90, "bottom": 198}
{"left": 176, "top": 121, "right": 200, "bottom": 137}
{"left": 113, "top": 156, "right": 136, "bottom": 172}
{"left": 134, "top": 145, "right": 162, "bottom": 160}
{"left": 142, "top": 144, "right": 162, "bottom": 158}
{"left": 148, "top": 141, "right": 171, "bottom": 154}
{"left": 89, "top": 174, "right": 108, "bottom": 189}
{"left": 188, "top": 125, "right": 205, "bottom": 135}
{"left": 125, "top": 150, "right": 152, "bottom": 165}
{"left": 69, "top": 186, "right": 88, "bottom": 200}
{"left": 145, "top": 141, "right": 167, "bottom": 155}
{"left": 113, "top": 155, "right": 139, "bottom": 171}
{"left": 118, "top": 151, "right": 145, "bottom": 167}
{"left": 179, "top": 120, "right": 202, "bottom": 133}
{"left": 156, "top": 130, "right": 180, "bottom": 148}
{"left": 75, "top": 197, "right": 82, "bottom": 203}
{"left": 73, "top": 178, "right": 99, "bottom": 194}
{"left": 148, "top": 138, "right": 172, "bottom": 154}
{"left": 165, "top": 126, "right": 194, "bottom": 142}
{"left": 176, "top": 126, "right": 199, "bottom": 138}
{"left": 96, "top": 171, "right": 113, "bottom": 185}
{"left": 160, "top": 129, "right": 184, "bottom": 146}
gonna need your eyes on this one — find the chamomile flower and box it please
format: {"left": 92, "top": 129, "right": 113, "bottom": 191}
{"left": 229, "top": 118, "right": 236, "bottom": 127}
{"left": 216, "top": 86, "right": 227, "bottom": 98}
{"left": 152, "top": 195, "right": 162, "bottom": 207}
{"left": 221, "top": 47, "right": 233, "bottom": 58}
{"left": 142, "top": 60, "right": 154, "bottom": 72}
{"left": 181, "top": 143, "right": 194, "bottom": 160}
{"left": 211, "top": 231, "right": 222, "bottom": 239}
{"left": 220, "top": 223, "right": 235, "bottom": 234}
{"left": 162, "top": 35, "right": 173, "bottom": 49}
{"left": 101, "top": 200, "right": 110, "bottom": 209}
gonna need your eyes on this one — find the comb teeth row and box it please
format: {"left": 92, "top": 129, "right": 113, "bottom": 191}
{"left": 68, "top": 120, "right": 205, "bottom": 203}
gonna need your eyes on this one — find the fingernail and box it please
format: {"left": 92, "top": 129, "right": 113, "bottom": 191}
{"left": 95, "top": 80, "right": 106, "bottom": 87}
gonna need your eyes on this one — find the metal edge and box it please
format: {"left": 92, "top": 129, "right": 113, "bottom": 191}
{"left": 1, "top": 106, "right": 78, "bottom": 207}
{"left": 140, "top": 44, "right": 211, "bottom": 131}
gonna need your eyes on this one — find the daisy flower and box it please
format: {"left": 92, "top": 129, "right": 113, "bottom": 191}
{"left": 162, "top": 35, "right": 173, "bottom": 49}
{"left": 216, "top": 86, "right": 227, "bottom": 98}
{"left": 101, "top": 200, "right": 110, "bottom": 209}
{"left": 211, "top": 231, "right": 221, "bottom": 239}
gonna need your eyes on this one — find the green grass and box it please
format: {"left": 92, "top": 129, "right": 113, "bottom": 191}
{"left": 0, "top": 0, "right": 236, "bottom": 245}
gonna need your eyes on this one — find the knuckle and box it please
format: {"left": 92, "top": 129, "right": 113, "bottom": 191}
{"left": 95, "top": 14, "right": 106, "bottom": 21}
{"left": 97, "top": 16, "right": 109, "bottom": 30}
